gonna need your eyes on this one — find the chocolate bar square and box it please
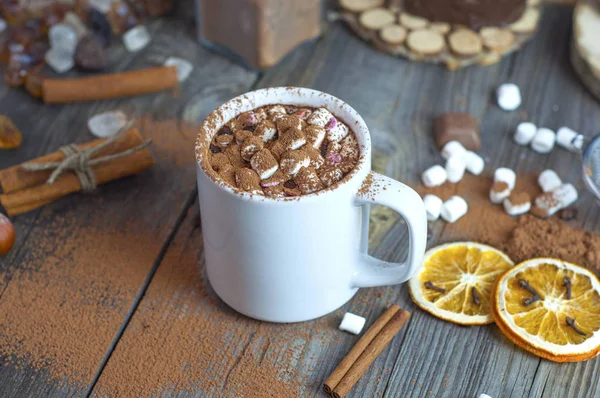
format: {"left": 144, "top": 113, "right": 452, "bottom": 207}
{"left": 435, "top": 113, "right": 480, "bottom": 151}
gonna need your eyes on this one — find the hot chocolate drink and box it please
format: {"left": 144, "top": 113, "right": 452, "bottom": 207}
{"left": 202, "top": 104, "right": 361, "bottom": 197}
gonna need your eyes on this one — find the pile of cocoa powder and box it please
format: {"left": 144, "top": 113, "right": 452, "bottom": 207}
{"left": 418, "top": 173, "right": 600, "bottom": 274}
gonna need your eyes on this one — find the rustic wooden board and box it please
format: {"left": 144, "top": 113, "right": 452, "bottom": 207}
{"left": 0, "top": 2, "right": 258, "bottom": 397}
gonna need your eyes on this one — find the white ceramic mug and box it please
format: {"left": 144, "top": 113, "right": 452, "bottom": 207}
{"left": 195, "top": 87, "right": 427, "bottom": 323}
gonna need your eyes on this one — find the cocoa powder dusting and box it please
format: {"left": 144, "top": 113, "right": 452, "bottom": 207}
{"left": 418, "top": 174, "right": 600, "bottom": 274}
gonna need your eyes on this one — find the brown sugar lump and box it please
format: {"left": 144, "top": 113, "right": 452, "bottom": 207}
{"left": 254, "top": 120, "right": 277, "bottom": 142}
{"left": 240, "top": 136, "right": 264, "bottom": 161}
{"left": 304, "top": 125, "right": 326, "bottom": 148}
{"left": 250, "top": 148, "right": 279, "bottom": 180}
{"left": 307, "top": 107, "right": 334, "bottom": 128}
{"left": 435, "top": 113, "right": 481, "bottom": 150}
{"left": 235, "top": 168, "right": 262, "bottom": 194}
{"left": 319, "top": 166, "right": 344, "bottom": 187}
{"left": 280, "top": 150, "right": 310, "bottom": 176}
{"left": 280, "top": 127, "right": 307, "bottom": 151}
{"left": 275, "top": 115, "right": 304, "bottom": 133}
{"left": 294, "top": 167, "right": 323, "bottom": 194}
{"left": 303, "top": 145, "right": 325, "bottom": 170}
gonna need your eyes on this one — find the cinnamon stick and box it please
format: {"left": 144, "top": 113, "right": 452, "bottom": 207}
{"left": 327, "top": 306, "right": 411, "bottom": 398}
{"left": 0, "top": 128, "right": 145, "bottom": 194}
{"left": 324, "top": 305, "right": 401, "bottom": 394}
{"left": 42, "top": 66, "right": 178, "bottom": 104}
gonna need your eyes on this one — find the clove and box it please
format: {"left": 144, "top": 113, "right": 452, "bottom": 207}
{"left": 563, "top": 276, "right": 572, "bottom": 300}
{"left": 518, "top": 279, "right": 542, "bottom": 306}
{"left": 424, "top": 281, "right": 446, "bottom": 293}
{"left": 471, "top": 287, "right": 481, "bottom": 305}
{"left": 566, "top": 317, "right": 586, "bottom": 336}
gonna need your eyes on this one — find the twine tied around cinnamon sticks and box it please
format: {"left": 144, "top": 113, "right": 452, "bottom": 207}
{"left": 21, "top": 121, "right": 151, "bottom": 192}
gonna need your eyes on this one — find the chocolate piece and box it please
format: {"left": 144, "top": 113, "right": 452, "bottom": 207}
{"left": 435, "top": 113, "right": 480, "bottom": 151}
{"left": 404, "top": 0, "right": 527, "bottom": 29}
{"left": 75, "top": 35, "right": 108, "bottom": 71}
{"left": 559, "top": 207, "right": 578, "bottom": 221}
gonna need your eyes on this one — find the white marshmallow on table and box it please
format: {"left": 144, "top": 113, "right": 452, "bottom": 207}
{"left": 503, "top": 195, "right": 531, "bottom": 216}
{"left": 307, "top": 107, "right": 334, "bottom": 128}
{"left": 557, "top": 127, "right": 584, "bottom": 152}
{"left": 423, "top": 194, "right": 443, "bottom": 221}
{"left": 538, "top": 170, "right": 562, "bottom": 192}
{"left": 494, "top": 167, "right": 516, "bottom": 190}
{"left": 531, "top": 128, "right": 556, "bottom": 154}
{"left": 478, "top": 395, "right": 492, "bottom": 398}
{"left": 441, "top": 196, "right": 468, "bottom": 223}
{"left": 490, "top": 184, "right": 511, "bottom": 204}
{"left": 339, "top": 312, "right": 366, "bottom": 335}
{"left": 514, "top": 122, "right": 537, "bottom": 145}
{"left": 497, "top": 83, "right": 521, "bottom": 111}
{"left": 441, "top": 140, "right": 467, "bottom": 160}
{"left": 465, "top": 151, "right": 484, "bottom": 175}
{"left": 422, "top": 165, "right": 447, "bottom": 188}
{"left": 553, "top": 183, "right": 578, "bottom": 208}
{"left": 446, "top": 156, "right": 466, "bottom": 183}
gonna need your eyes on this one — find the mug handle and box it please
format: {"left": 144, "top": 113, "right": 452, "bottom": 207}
{"left": 352, "top": 172, "right": 427, "bottom": 288}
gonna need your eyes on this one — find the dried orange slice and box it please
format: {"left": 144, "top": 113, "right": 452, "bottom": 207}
{"left": 492, "top": 258, "right": 600, "bottom": 362}
{"left": 409, "top": 242, "right": 514, "bottom": 325}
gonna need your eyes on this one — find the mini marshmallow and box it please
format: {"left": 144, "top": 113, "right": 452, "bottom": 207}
{"left": 538, "top": 170, "right": 562, "bottom": 192}
{"left": 424, "top": 194, "right": 443, "bottom": 221}
{"left": 250, "top": 149, "right": 279, "bottom": 180}
{"left": 497, "top": 83, "right": 521, "bottom": 111}
{"left": 531, "top": 128, "right": 556, "bottom": 154}
{"left": 503, "top": 192, "right": 531, "bottom": 216}
{"left": 326, "top": 118, "right": 349, "bottom": 142}
{"left": 490, "top": 181, "right": 511, "bottom": 204}
{"left": 464, "top": 151, "right": 484, "bottom": 175}
{"left": 280, "top": 128, "right": 306, "bottom": 150}
{"left": 280, "top": 150, "right": 310, "bottom": 176}
{"left": 514, "top": 122, "right": 537, "bottom": 145}
{"left": 441, "top": 140, "right": 467, "bottom": 160}
{"left": 304, "top": 126, "right": 326, "bottom": 149}
{"left": 307, "top": 107, "right": 334, "bottom": 128}
{"left": 441, "top": 196, "right": 468, "bottom": 223}
{"left": 553, "top": 183, "right": 578, "bottom": 208}
{"left": 446, "top": 156, "right": 466, "bottom": 183}
{"left": 254, "top": 120, "right": 277, "bottom": 142}
{"left": 422, "top": 165, "right": 448, "bottom": 188}
{"left": 494, "top": 167, "right": 516, "bottom": 190}
{"left": 267, "top": 105, "right": 287, "bottom": 116}
{"left": 535, "top": 192, "right": 562, "bottom": 216}
{"left": 339, "top": 312, "right": 366, "bottom": 335}
{"left": 478, "top": 395, "right": 492, "bottom": 398}
{"left": 557, "top": 127, "right": 584, "bottom": 152}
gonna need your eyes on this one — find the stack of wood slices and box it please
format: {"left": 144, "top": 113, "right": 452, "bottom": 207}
{"left": 339, "top": 0, "right": 541, "bottom": 69}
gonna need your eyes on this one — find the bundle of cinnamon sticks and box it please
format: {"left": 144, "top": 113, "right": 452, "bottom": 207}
{"left": 0, "top": 128, "right": 155, "bottom": 216}
{"left": 324, "top": 305, "right": 411, "bottom": 398}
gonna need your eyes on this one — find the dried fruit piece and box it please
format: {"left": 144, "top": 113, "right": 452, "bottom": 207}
{"left": 0, "top": 115, "right": 23, "bottom": 149}
{"left": 448, "top": 29, "right": 483, "bottom": 56}
{"left": 480, "top": 27, "right": 515, "bottom": 52}
{"left": 74, "top": 34, "right": 108, "bottom": 71}
{"left": 406, "top": 29, "right": 444, "bottom": 56}
{"left": 510, "top": 8, "right": 540, "bottom": 34}
{"left": 408, "top": 242, "right": 514, "bottom": 325}
{"left": 399, "top": 13, "right": 428, "bottom": 30}
{"left": 379, "top": 24, "right": 407, "bottom": 45}
{"left": 359, "top": 8, "right": 395, "bottom": 30}
{"left": 339, "top": 0, "right": 384, "bottom": 12}
{"left": 0, "top": 213, "right": 16, "bottom": 255}
{"left": 25, "top": 72, "right": 44, "bottom": 98}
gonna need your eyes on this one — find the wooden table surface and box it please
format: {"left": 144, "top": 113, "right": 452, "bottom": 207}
{"left": 2, "top": 2, "right": 600, "bottom": 397}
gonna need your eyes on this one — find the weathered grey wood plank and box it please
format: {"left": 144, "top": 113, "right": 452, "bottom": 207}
{"left": 0, "top": 3, "right": 258, "bottom": 396}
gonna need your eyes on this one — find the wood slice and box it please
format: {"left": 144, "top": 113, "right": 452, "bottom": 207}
{"left": 339, "top": 0, "right": 540, "bottom": 70}
{"left": 571, "top": 1, "right": 600, "bottom": 103}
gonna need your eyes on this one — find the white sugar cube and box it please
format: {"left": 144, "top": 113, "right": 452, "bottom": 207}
{"left": 88, "top": 111, "right": 128, "bottom": 138}
{"left": 441, "top": 140, "right": 467, "bottom": 160}
{"left": 531, "top": 128, "right": 556, "bottom": 154}
{"left": 465, "top": 151, "right": 484, "bottom": 175}
{"left": 339, "top": 312, "right": 366, "bottom": 335}
{"left": 441, "top": 196, "right": 468, "bottom": 223}
{"left": 494, "top": 167, "right": 516, "bottom": 190}
{"left": 497, "top": 83, "right": 521, "bottom": 111}
{"left": 49, "top": 24, "right": 78, "bottom": 53}
{"left": 45, "top": 48, "right": 74, "bottom": 73}
{"left": 165, "top": 57, "right": 193, "bottom": 82}
{"left": 422, "top": 165, "right": 447, "bottom": 188}
{"left": 556, "top": 127, "right": 584, "bottom": 152}
{"left": 446, "top": 156, "right": 466, "bottom": 183}
{"left": 424, "top": 194, "right": 443, "bottom": 221}
{"left": 123, "top": 25, "right": 151, "bottom": 52}
{"left": 538, "top": 170, "right": 562, "bottom": 192}
{"left": 514, "top": 122, "right": 536, "bottom": 145}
